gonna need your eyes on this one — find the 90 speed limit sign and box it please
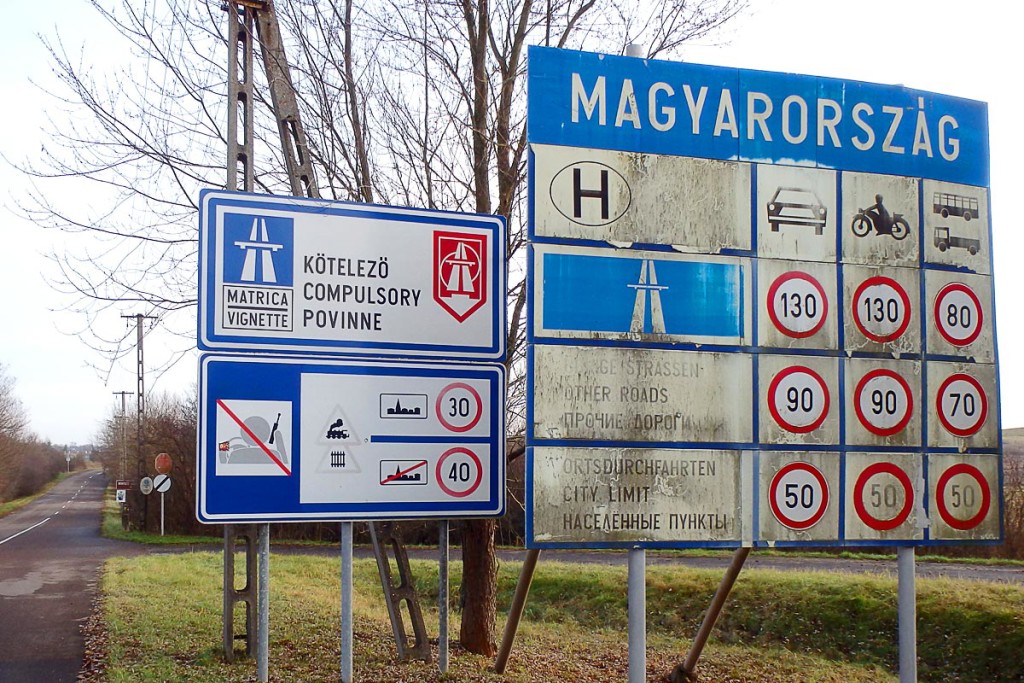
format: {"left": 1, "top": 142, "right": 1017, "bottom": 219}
{"left": 767, "top": 272, "right": 828, "bottom": 339}
{"left": 934, "top": 282, "right": 983, "bottom": 347}
{"left": 852, "top": 276, "right": 911, "bottom": 343}
{"left": 769, "top": 462, "right": 830, "bottom": 530}
{"left": 936, "top": 373, "right": 988, "bottom": 437}
{"left": 767, "top": 366, "right": 830, "bottom": 433}
{"left": 853, "top": 369, "right": 914, "bottom": 437}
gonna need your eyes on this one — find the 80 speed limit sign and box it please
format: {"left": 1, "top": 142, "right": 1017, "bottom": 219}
{"left": 934, "top": 282, "right": 983, "bottom": 347}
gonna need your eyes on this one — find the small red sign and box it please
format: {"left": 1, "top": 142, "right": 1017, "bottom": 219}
{"left": 433, "top": 231, "right": 487, "bottom": 322}
{"left": 154, "top": 452, "right": 172, "bottom": 475}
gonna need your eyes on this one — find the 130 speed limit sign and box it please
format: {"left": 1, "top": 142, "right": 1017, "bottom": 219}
{"left": 769, "top": 462, "right": 830, "bottom": 530}
{"left": 767, "top": 366, "right": 830, "bottom": 433}
{"left": 767, "top": 272, "right": 828, "bottom": 339}
{"left": 852, "top": 276, "right": 911, "bottom": 343}
{"left": 854, "top": 369, "right": 914, "bottom": 437}
{"left": 934, "top": 283, "right": 983, "bottom": 347}
{"left": 936, "top": 373, "right": 988, "bottom": 437}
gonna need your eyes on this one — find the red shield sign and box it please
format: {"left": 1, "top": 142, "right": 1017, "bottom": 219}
{"left": 433, "top": 231, "right": 487, "bottom": 322}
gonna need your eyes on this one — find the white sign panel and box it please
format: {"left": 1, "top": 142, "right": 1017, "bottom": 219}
{"left": 844, "top": 359, "right": 921, "bottom": 447}
{"left": 531, "top": 345, "right": 753, "bottom": 444}
{"left": 531, "top": 143, "right": 751, "bottom": 251}
{"left": 758, "top": 452, "right": 839, "bottom": 543}
{"left": 530, "top": 447, "right": 750, "bottom": 545}
{"left": 198, "top": 191, "right": 506, "bottom": 360}
{"left": 928, "top": 454, "right": 1000, "bottom": 540}
{"left": 844, "top": 453, "right": 924, "bottom": 541}
{"left": 925, "top": 270, "right": 994, "bottom": 362}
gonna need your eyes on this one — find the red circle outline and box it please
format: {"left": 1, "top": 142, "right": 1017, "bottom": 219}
{"left": 769, "top": 461, "right": 830, "bottom": 530}
{"left": 852, "top": 276, "right": 912, "bottom": 343}
{"left": 936, "top": 374, "right": 988, "bottom": 437}
{"left": 853, "top": 369, "right": 914, "bottom": 437}
{"left": 853, "top": 462, "right": 914, "bottom": 531}
{"left": 767, "top": 366, "right": 830, "bottom": 433}
{"left": 435, "top": 447, "right": 483, "bottom": 498}
{"left": 934, "top": 282, "right": 983, "bottom": 347}
{"left": 766, "top": 271, "right": 829, "bottom": 339}
{"left": 435, "top": 382, "right": 483, "bottom": 433}
{"left": 936, "top": 463, "right": 991, "bottom": 530}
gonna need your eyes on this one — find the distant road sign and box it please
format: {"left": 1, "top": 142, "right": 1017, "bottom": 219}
{"left": 769, "top": 462, "right": 829, "bottom": 530}
{"left": 140, "top": 477, "right": 154, "bottom": 496}
{"left": 852, "top": 276, "right": 911, "bottom": 343}
{"left": 154, "top": 452, "right": 172, "bottom": 475}
{"left": 153, "top": 474, "right": 172, "bottom": 493}
{"left": 766, "top": 272, "right": 828, "bottom": 339}
{"left": 767, "top": 366, "right": 830, "bottom": 433}
{"left": 853, "top": 369, "right": 914, "bottom": 437}
{"left": 934, "top": 282, "right": 983, "bottom": 346}
{"left": 853, "top": 462, "right": 914, "bottom": 531}
{"left": 936, "top": 373, "right": 988, "bottom": 437}
{"left": 198, "top": 190, "right": 506, "bottom": 360}
{"left": 198, "top": 354, "right": 505, "bottom": 522}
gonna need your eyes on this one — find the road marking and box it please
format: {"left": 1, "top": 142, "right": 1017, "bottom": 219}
{"left": 0, "top": 518, "right": 51, "bottom": 546}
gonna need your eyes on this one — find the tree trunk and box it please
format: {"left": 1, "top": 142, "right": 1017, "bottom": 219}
{"left": 459, "top": 517, "right": 497, "bottom": 655}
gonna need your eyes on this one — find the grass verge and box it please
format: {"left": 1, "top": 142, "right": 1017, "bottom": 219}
{"left": 87, "top": 552, "right": 1024, "bottom": 682}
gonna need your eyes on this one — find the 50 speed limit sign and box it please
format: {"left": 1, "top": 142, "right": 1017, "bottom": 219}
{"left": 935, "top": 463, "right": 991, "bottom": 531}
{"left": 852, "top": 276, "right": 911, "bottom": 343}
{"left": 769, "top": 462, "right": 830, "bottom": 530}
{"left": 767, "top": 272, "right": 828, "bottom": 339}
{"left": 936, "top": 374, "right": 988, "bottom": 437}
{"left": 767, "top": 366, "right": 830, "bottom": 433}
{"left": 853, "top": 369, "right": 914, "bottom": 437}
{"left": 934, "top": 283, "right": 983, "bottom": 346}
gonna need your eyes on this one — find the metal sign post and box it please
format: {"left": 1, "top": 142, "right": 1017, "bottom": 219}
{"left": 438, "top": 520, "right": 450, "bottom": 673}
{"left": 153, "top": 474, "right": 171, "bottom": 536}
{"left": 340, "top": 522, "right": 353, "bottom": 683}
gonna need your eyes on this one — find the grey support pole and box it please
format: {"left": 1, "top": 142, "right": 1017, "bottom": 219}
{"left": 341, "top": 522, "right": 354, "bottom": 683}
{"left": 897, "top": 547, "right": 918, "bottom": 683}
{"left": 627, "top": 548, "right": 646, "bottom": 683}
{"left": 257, "top": 523, "right": 270, "bottom": 682}
{"left": 439, "top": 521, "right": 450, "bottom": 673}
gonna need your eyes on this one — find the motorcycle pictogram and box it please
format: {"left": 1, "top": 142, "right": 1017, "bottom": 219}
{"left": 851, "top": 194, "right": 910, "bottom": 241}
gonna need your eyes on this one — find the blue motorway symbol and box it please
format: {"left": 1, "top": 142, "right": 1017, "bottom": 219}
{"left": 223, "top": 213, "right": 294, "bottom": 286}
{"left": 540, "top": 251, "right": 743, "bottom": 338}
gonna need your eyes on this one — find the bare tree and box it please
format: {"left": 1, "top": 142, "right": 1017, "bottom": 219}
{"left": 18, "top": 0, "right": 748, "bottom": 654}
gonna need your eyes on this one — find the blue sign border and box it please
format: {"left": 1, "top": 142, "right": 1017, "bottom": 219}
{"left": 197, "top": 354, "right": 506, "bottom": 523}
{"left": 198, "top": 189, "right": 506, "bottom": 361}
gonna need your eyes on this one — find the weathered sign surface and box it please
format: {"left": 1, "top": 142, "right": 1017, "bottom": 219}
{"left": 526, "top": 46, "right": 1000, "bottom": 549}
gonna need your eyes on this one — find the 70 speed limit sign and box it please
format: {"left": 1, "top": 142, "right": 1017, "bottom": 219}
{"left": 936, "top": 373, "right": 988, "bottom": 437}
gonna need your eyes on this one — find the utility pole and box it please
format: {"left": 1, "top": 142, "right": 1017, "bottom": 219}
{"left": 112, "top": 390, "right": 134, "bottom": 531}
{"left": 122, "top": 313, "right": 156, "bottom": 531}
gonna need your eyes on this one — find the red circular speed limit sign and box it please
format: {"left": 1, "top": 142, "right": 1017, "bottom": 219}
{"left": 936, "top": 374, "right": 988, "bottom": 437}
{"left": 766, "top": 272, "right": 828, "bottom": 339}
{"left": 767, "top": 366, "right": 830, "bottom": 433}
{"left": 852, "top": 276, "right": 911, "bottom": 343}
{"left": 936, "top": 463, "right": 991, "bottom": 530}
{"left": 853, "top": 369, "right": 914, "bottom": 437}
{"left": 769, "top": 462, "right": 829, "bottom": 530}
{"left": 853, "top": 462, "right": 914, "bottom": 531}
{"left": 435, "top": 382, "right": 483, "bottom": 432}
{"left": 934, "top": 283, "right": 983, "bottom": 346}
{"left": 435, "top": 447, "right": 483, "bottom": 498}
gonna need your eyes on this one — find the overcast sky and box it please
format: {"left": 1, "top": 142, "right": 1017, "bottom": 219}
{"left": 0, "top": 0, "right": 1021, "bottom": 444}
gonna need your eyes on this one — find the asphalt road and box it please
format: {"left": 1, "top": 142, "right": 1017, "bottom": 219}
{"left": 0, "top": 470, "right": 140, "bottom": 683}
